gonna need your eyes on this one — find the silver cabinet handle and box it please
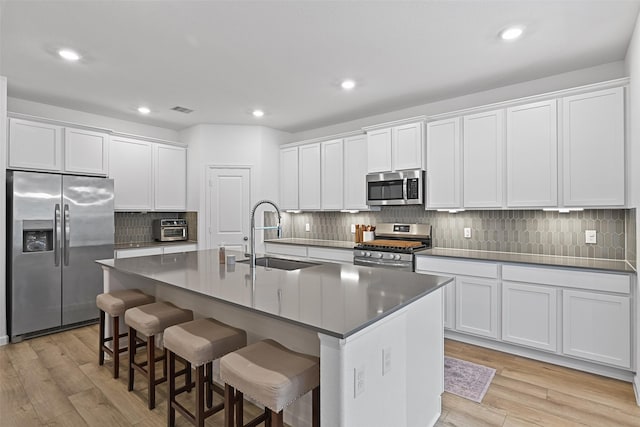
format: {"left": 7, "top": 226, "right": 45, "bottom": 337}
{"left": 64, "top": 204, "right": 70, "bottom": 266}
{"left": 54, "top": 204, "right": 61, "bottom": 266}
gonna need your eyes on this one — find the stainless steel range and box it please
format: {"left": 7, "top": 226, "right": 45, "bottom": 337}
{"left": 353, "top": 223, "right": 432, "bottom": 272}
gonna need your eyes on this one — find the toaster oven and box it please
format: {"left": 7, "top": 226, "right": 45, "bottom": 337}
{"left": 152, "top": 219, "right": 188, "bottom": 242}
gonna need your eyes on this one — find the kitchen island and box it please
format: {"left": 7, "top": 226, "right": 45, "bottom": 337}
{"left": 97, "top": 249, "right": 452, "bottom": 427}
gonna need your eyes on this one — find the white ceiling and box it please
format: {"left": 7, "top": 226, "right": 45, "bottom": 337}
{"left": 1, "top": 1, "right": 639, "bottom": 134}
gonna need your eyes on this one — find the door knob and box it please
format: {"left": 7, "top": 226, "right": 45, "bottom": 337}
{"left": 243, "top": 236, "right": 248, "bottom": 241}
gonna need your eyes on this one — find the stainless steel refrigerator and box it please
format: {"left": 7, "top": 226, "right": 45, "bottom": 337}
{"left": 7, "top": 170, "right": 114, "bottom": 341}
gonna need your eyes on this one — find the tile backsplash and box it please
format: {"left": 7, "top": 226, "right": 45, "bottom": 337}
{"left": 266, "top": 207, "right": 632, "bottom": 261}
{"left": 114, "top": 212, "right": 198, "bottom": 244}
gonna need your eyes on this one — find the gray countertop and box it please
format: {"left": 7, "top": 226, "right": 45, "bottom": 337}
{"left": 418, "top": 248, "right": 636, "bottom": 273}
{"left": 114, "top": 240, "right": 198, "bottom": 250}
{"left": 97, "top": 249, "right": 452, "bottom": 339}
{"left": 265, "top": 238, "right": 355, "bottom": 249}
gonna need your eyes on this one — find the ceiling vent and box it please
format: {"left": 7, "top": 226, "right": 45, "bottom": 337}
{"left": 171, "top": 106, "right": 194, "bottom": 114}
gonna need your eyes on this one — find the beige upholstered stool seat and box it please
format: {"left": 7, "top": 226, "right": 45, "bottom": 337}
{"left": 164, "top": 318, "right": 247, "bottom": 366}
{"left": 97, "top": 289, "right": 155, "bottom": 316}
{"left": 96, "top": 289, "right": 155, "bottom": 379}
{"left": 125, "top": 301, "right": 194, "bottom": 410}
{"left": 164, "top": 318, "right": 247, "bottom": 427}
{"left": 125, "top": 301, "right": 193, "bottom": 337}
{"left": 221, "top": 339, "right": 320, "bottom": 417}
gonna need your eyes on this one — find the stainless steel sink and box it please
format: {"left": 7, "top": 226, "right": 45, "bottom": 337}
{"left": 237, "top": 256, "right": 318, "bottom": 271}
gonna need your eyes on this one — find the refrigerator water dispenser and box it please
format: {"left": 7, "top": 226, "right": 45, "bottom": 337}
{"left": 22, "top": 220, "right": 53, "bottom": 252}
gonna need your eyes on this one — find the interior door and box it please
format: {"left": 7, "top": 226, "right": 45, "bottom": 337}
{"left": 207, "top": 167, "right": 251, "bottom": 253}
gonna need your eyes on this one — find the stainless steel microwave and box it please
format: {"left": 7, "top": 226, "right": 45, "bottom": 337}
{"left": 366, "top": 169, "right": 425, "bottom": 206}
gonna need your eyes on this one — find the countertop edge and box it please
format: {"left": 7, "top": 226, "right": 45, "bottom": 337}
{"left": 265, "top": 238, "right": 355, "bottom": 250}
{"left": 114, "top": 240, "right": 198, "bottom": 250}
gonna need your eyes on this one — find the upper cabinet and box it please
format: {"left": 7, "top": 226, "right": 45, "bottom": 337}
{"left": 463, "top": 109, "right": 504, "bottom": 208}
{"left": 109, "top": 136, "right": 186, "bottom": 211}
{"left": 561, "top": 87, "right": 625, "bottom": 207}
{"left": 8, "top": 118, "right": 108, "bottom": 176}
{"left": 298, "top": 143, "right": 321, "bottom": 210}
{"left": 343, "top": 134, "right": 369, "bottom": 210}
{"left": 426, "top": 118, "right": 462, "bottom": 209}
{"left": 280, "top": 146, "right": 299, "bottom": 210}
{"left": 506, "top": 100, "right": 557, "bottom": 208}
{"left": 321, "top": 139, "right": 344, "bottom": 210}
{"left": 366, "top": 121, "right": 423, "bottom": 173}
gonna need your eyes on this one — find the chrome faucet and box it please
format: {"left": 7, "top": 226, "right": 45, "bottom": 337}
{"left": 249, "top": 199, "right": 282, "bottom": 269}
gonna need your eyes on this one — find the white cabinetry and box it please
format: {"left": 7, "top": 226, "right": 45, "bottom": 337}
{"left": 279, "top": 147, "right": 299, "bottom": 210}
{"left": 8, "top": 118, "right": 108, "bottom": 176}
{"left": 321, "top": 139, "right": 344, "bottom": 210}
{"left": 562, "top": 87, "right": 625, "bottom": 207}
{"left": 366, "top": 122, "right": 423, "bottom": 173}
{"left": 456, "top": 276, "right": 499, "bottom": 339}
{"left": 506, "top": 100, "right": 557, "bottom": 207}
{"left": 502, "top": 281, "right": 557, "bottom": 352}
{"left": 562, "top": 289, "right": 630, "bottom": 368}
{"left": 154, "top": 144, "right": 186, "bottom": 211}
{"left": 463, "top": 110, "right": 504, "bottom": 208}
{"left": 115, "top": 243, "right": 197, "bottom": 258}
{"left": 298, "top": 143, "right": 321, "bottom": 210}
{"left": 343, "top": 134, "right": 368, "bottom": 210}
{"left": 109, "top": 136, "right": 154, "bottom": 211}
{"left": 442, "top": 278, "right": 455, "bottom": 330}
{"left": 426, "top": 118, "right": 462, "bottom": 209}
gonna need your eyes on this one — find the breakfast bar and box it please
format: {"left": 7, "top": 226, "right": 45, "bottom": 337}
{"left": 97, "top": 249, "right": 452, "bottom": 427}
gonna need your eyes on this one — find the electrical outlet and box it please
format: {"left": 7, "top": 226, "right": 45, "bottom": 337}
{"left": 351, "top": 224, "right": 356, "bottom": 234}
{"left": 382, "top": 347, "right": 392, "bottom": 376}
{"left": 585, "top": 230, "right": 597, "bottom": 244}
{"left": 305, "top": 223, "right": 310, "bottom": 232}
{"left": 354, "top": 365, "right": 365, "bottom": 398}
{"left": 464, "top": 227, "right": 471, "bottom": 239}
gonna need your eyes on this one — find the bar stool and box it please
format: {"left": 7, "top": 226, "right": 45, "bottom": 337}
{"left": 164, "top": 318, "right": 247, "bottom": 427}
{"left": 96, "top": 289, "right": 155, "bottom": 378}
{"left": 125, "top": 301, "right": 194, "bottom": 409}
{"left": 220, "top": 339, "right": 320, "bottom": 427}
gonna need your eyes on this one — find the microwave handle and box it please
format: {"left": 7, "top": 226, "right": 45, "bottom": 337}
{"left": 402, "top": 177, "right": 408, "bottom": 200}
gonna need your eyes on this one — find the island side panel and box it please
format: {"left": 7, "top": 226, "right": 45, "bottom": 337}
{"left": 319, "top": 288, "right": 443, "bottom": 427}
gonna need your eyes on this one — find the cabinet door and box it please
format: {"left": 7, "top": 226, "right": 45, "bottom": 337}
{"left": 506, "top": 100, "right": 557, "bottom": 207}
{"left": 298, "top": 143, "right": 321, "bottom": 210}
{"left": 321, "top": 139, "right": 343, "bottom": 210}
{"left": 562, "top": 289, "right": 630, "bottom": 368}
{"left": 154, "top": 144, "right": 186, "bottom": 211}
{"left": 426, "top": 118, "right": 461, "bottom": 209}
{"left": 366, "top": 128, "right": 392, "bottom": 173}
{"left": 109, "top": 136, "right": 153, "bottom": 211}
{"left": 280, "top": 147, "right": 299, "bottom": 210}
{"left": 562, "top": 87, "right": 625, "bottom": 207}
{"left": 502, "top": 282, "right": 557, "bottom": 352}
{"left": 463, "top": 110, "right": 504, "bottom": 208}
{"left": 443, "top": 279, "right": 455, "bottom": 330}
{"left": 343, "top": 134, "right": 368, "bottom": 210}
{"left": 8, "top": 118, "right": 62, "bottom": 171}
{"left": 64, "top": 127, "right": 109, "bottom": 176}
{"left": 392, "top": 122, "right": 423, "bottom": 171}
{"left": 455, "top": 276, "right": 499, "bottom": 339}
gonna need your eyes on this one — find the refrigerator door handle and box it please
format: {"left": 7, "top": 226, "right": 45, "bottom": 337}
{"left": 64, "top": 204, "right": 70, "bottom": 266}
{"left": 54, "top": 204, "right": 61, "bottom": 266}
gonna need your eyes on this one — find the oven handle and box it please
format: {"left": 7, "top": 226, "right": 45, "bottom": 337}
{"left": 354, "top": 257, "right": 412, "bottom": 269}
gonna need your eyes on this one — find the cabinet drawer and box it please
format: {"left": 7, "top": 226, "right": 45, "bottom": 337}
{"left": 264, "top": 243, "right": 308, "bottom": 258}
{"left": 502, "top": 265, "right": 630, "bottom": 294}
{"left": 308, "top": 247, "right": 353, "bottom": 263}
{"left": 415, "top": 256, "right": 498, "bottom": 279}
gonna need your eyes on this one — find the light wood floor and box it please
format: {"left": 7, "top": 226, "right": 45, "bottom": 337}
{"left": 1, "top": 324, "right": 639, "bottom": 426}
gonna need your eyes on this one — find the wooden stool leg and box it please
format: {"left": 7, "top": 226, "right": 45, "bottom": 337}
{"left": 112, "top": 315, "right": 120, "bottom": 379}
{"left": 196, "top": 365, "right": 205, "bottom": 427}
{"left": 312, "top": 386, "right": 320, "bottom": 427}
{"left": 235, "top": 391, "right": 244, "bottom": 427}
{"left": 168, "top": 351, "right": 176, "bottom": 427}
{"left": 186, "top": 360, "right": 192, "bottom": 393}
{"left": 271, "top": 410, "right": 284, "bottom": 427}
{"left": 265, "top": 409, "right": 272, "bottom": 427}
{"left": 128, "top": 327, "right": 136, "bottom": 391}
{"left": 148, "top": 334, "right": 156, "bottom": 410}
{"left": 224, "top": 384, "right": 235, "bottom": 427}
{"left": 206, "top": 362, "right": 213, "bottom": 408}
{"left": 98, "top": 310, "right": 105, "bottom": 366}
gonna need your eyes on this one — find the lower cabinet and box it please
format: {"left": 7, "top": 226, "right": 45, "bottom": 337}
{"left": 442, "top": 278, "right": 455, "bottom": 330}
{"left": 455, "top": 276, "right": 499, "bottom": 339}
{"left": 502, "top": 282, "right": 557, "bottom": 352}
{"left": 264, "top": 242, "right": 353, "bottom": 264}
{"left": 562, "top": 289, "right": 631, "bottom": 368}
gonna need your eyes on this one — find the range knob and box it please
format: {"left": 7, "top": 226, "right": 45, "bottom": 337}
{"left": 365, "top": 252, "right": 371, "bottom": 257}
{"left": 393, "top": 254, "right": 401, "bottom": 260}
{"left": 384, "top": 253, "right": 395, "bottom": 260}
{"left": 375, "top": 253, "right": 383, "bottom": 259}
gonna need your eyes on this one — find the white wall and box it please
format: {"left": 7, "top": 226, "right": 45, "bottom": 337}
{"left": 180, "top": 124, "right": 290, "bottom": 250}
{"left": 7, "top": 97, "right": 180, "bottom": 142}
{"left": 290, "top": 61, "right": 626, "bottom": 142}
{"left": 624, "top": 10, "right": 640, "bottom": 403}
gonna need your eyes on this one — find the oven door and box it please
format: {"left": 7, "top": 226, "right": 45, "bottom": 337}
{"left": 353, "top": 256, "right": 414, "bottom": 272}
{"left": 160, "top": 226, "right": 187, "bottom": 241}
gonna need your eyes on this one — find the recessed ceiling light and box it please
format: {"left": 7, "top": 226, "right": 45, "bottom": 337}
{"left": 341, "top": 79, "right": 356, "bottom": 90}
{"left": 137, "top": 106, "right": 151, "bottom": 114}
{"left": 500, "top": 26, "right": 524, "bottom": 41}
{"left": 252, "top": 109, "right": 265, "bottom": 117}
{"left": 58, "top": 49, "right": 81, "bottom": 62}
